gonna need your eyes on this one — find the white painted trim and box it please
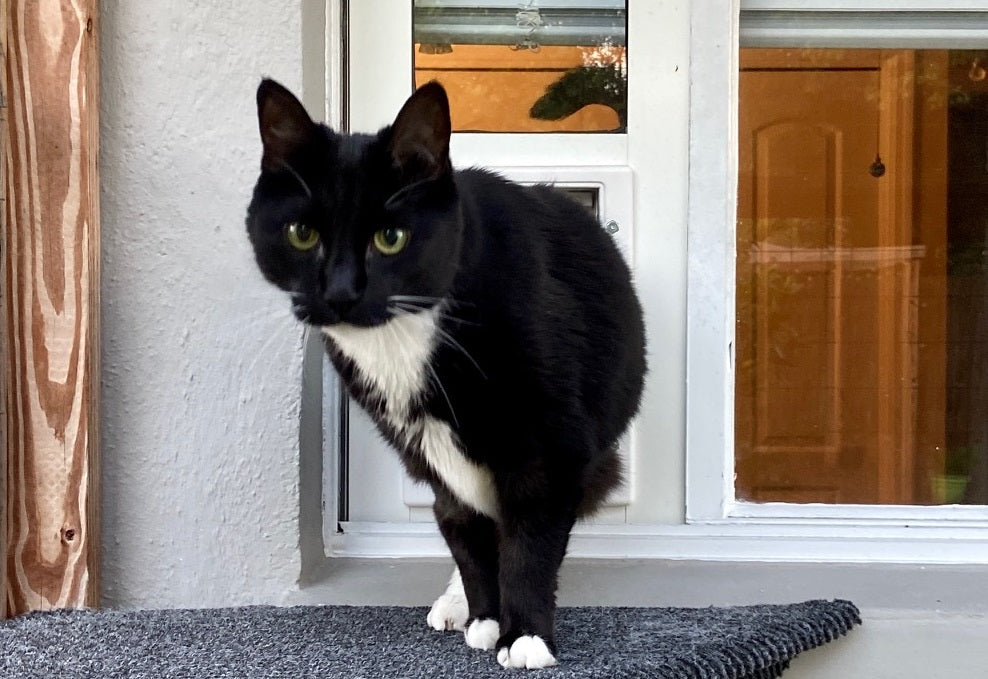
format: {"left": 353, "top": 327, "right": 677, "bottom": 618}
{"left": 686, "top": 1, "right": 988, "bottom": 528}
{"left": 334, "top": 520, "right": 988, "bottom": 564}
{"left": 415, "top": 0, "right": 626, "bottom": 9}
{"left": 741, "top": 23, "right": 988, "bottom": 50}
{"left": 744, "top": 0, "right": 988, "bottom": 10}
{"left": 347, "top": 0, "right": 415, "bottom": 132}
{"left": 740, "top": 2, "right": 988, "bottom": 47}
{"left": 685, "top": 0, "right": 739, "bottom": 522}
{"left": 323, "top": 355, "right": 342, "bottom": 548}
{"left": 324, "top": 0, "right": 345, "bottom": 129}
{"left": 320, "top": 0, "right": 346, "bottom": 551}
{"left": 734, "top": 502, "right": 988, "bottom": 522}
{"left": 450, "top": 135, "right": 628, "bottom": 168}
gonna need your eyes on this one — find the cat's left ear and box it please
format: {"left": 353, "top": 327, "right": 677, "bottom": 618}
{"left": 388, "top": 81, "right": 451, "bottom": 181}
{"left": 257, "top": 78, "right": 316, "bottom": 172}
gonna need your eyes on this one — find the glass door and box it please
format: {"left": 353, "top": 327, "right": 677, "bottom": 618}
{"left": 339, "top": 0, "right": 658, "bottom": 530}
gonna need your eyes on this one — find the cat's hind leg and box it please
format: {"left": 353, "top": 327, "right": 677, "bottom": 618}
{"left": 432, "top": 486, "right": 501, "bottom": 650}
{"left": 426, "top": 568, "right": 469, "bottom": 632}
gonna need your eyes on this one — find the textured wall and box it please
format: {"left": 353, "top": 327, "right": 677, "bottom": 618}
{"left": 99, "top": 1, "right": 306, "bottom": 608}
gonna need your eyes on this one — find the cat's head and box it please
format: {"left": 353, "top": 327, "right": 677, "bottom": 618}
{"left": 246, "top": 79, "right": 461, "bottom": 327}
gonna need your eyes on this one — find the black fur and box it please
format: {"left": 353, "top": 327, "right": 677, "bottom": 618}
{"left": 246, "top": 79, "right": 646, "bottom": 660}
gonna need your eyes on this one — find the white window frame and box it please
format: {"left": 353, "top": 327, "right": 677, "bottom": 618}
{"left": 685, "top": 0, "right": 988, "bottom": 554}
{"left": 321, "top": 0, "right": 988, "bottom": 564}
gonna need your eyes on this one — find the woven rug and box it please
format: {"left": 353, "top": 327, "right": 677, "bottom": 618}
{"left": 0, "top": 600, "right": 860, "bottom": 678}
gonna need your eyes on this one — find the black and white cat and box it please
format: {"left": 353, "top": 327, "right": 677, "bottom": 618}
{"left": 246, "top": 79, "right": 646, "bottom": 669}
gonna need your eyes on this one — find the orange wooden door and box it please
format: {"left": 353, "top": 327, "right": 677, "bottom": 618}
{"left": 736, "top": 50, "right": 923, "bottom": 504}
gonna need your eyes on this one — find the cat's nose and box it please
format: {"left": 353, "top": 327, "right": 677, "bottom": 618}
{"left": 323, "top": 277, "right": 360, "bottom": 312}
{"left": 321, "top": 255, "right": 364, "bottom": 316}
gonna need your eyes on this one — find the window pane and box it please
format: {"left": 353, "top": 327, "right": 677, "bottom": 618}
{"left": 735, "top": 47, "right": 988, "bottom": 505}
{"left": 412, "top": 1, "right": 627, "bottom": 132}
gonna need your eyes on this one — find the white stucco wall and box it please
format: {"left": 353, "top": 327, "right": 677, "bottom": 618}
{"left": 99, "top": 1, "right": 307, "bottom": 608}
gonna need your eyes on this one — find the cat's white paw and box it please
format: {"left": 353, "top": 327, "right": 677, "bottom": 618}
{"left": 496, "top": 635, "right": 557, "bottom": 669}
{"left": 426, "top": 568, "right": 469, "bottom": 631}
{"left": 464, "top": 618, "right": 500, "bottom": 650}
{"left": 427, "top": 592, "right": 468, "bottom": 631}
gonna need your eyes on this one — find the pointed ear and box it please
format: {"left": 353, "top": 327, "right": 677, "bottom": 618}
{"left": 388, "top": 81, "right": 451, "bottom": 180}
{"left": 256, "top": 79, "right": 316, "bottom": 172}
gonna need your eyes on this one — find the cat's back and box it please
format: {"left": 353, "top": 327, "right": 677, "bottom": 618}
{"left": 454, "top": 168, "right": 638, "bottom": 318}
{"left": 454, "top": 168, "right": 627, "bottom": 277}
{"left": 452, "top": 168, "right": 646, "bottom": 445}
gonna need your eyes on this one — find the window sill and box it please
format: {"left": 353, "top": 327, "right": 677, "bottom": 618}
{"left": 332, "top": 519, "right": 988, "bottom": 564}
{"left": 294, "top": 552, "right": 988, "bottom": 618}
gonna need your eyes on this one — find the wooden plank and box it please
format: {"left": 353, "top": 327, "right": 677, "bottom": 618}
{"left": 740, "top": 47, "right": 882, "bottom": 70}
{"left": 1, "top": 0, "right": 100, "bottom": 617}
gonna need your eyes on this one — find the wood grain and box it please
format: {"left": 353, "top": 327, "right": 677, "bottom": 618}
{"left": 1, "top": 0, "right": 100, "bottom": 617}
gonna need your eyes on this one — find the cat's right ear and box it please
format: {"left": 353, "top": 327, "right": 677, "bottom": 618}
{"left": 388, "top": 81, "right": 452, "bottom": 181}
{"left": 257, "top": 79, "right": 316, "bottom": 172}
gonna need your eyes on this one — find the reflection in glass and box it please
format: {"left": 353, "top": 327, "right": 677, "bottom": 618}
{"left": 735, "top": 48, "right": 988, "bottom": 506}
{"left": 412, "top": 1, "right": 627, "bottom": 132}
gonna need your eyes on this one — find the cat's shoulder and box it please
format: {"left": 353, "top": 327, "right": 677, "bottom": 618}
{"left": 453, "top": 167, "right": 572, "bottom": 211}
{"left": 454, "top": 166, "right": 512, "bottom": 191}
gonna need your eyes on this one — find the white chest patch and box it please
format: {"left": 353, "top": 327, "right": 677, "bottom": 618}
{"left": 416, "top": 416, "right": 499, "bottom": 519}
{"left": 323, "top": 310, "right": 435, "bottom": 422}
{"left": 322, "top": 309, "right": 499, "bottom": 519}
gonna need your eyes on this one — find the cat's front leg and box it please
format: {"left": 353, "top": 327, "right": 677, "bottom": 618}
{"left": 494, "top": 500, "right": 576, "bottom": 669}
{"left": 431, "top": 486, "right": 501, "bottom": 649}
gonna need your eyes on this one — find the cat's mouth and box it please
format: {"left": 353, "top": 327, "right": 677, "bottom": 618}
{"left": 290, "top": 296, "right": 390, "bottom": 328}
{"left": 291, "top": 296, "right": 342, "bottom": 327}
{"left": 291, "top": 294, "right": 442, "bottom": 328}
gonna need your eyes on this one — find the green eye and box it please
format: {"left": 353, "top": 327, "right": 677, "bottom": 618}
{"left": 285, "top": 222, "right": 319, "bottom": 251}
{"left": 372, "top": 227, "right": 410, "bottom": 255}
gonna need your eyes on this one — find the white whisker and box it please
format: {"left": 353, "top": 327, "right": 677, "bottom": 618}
{"left": 388, "top": 295, "right": 480, "bottom": 328}
{"left": 390, "top": 301, "right": 486, "bottom": 379}
{"left": 243, "top": 317, "right": 297, "bottom": 375}
{"left": 386, "top": 303, "right": 461, "bottom": 427}
{"left": 433, "top": 326, "right": 487, "bottom": 380}
{"left": 388, "top": 294, "right": 444, "bottom": 306}
{"left": 426, "top": 362, "right": 459, "bottom": 429}
{"left": 387, "top": 302, "right": 415, "bottom": 321}
{"left": 389, "top": 300, "right": 420, "bottom": 314}
{"left": 429, "top": 305, "right": 481, "bottom": 328}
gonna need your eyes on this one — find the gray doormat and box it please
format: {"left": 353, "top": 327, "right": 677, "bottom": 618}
{"left": 0, "top": 600, "right": 859, "bottom": 678}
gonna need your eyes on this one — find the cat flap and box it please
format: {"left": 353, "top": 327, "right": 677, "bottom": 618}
{"left": 388, "top": 81, "right": 452, "bottom": 182}
{"left": 256, "top": 79, "right": 316, "bottom": 172}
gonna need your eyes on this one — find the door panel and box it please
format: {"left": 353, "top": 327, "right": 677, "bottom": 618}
{"left": 736, "top": 59, "right": 922, "bottom": 504}
{"left": 341, "top": 0, "right": 651, "bottom": 526}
